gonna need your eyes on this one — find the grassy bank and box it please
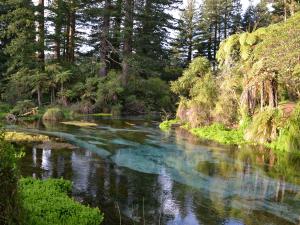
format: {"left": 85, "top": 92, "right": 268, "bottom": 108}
{"left": 159, "top": 119, "right": 180, "bottom": 131}
{"left": 160, "top": 119, "right": 300, "bottom": 152}
{"left": 187, "top": 123, "right": 246, "bottom": 145}
{"left": 159, "top": 120, "right": 246, "bottom": 145}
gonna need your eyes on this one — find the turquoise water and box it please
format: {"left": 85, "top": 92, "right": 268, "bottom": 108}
{"left": 15, "top": 117, "right": 300, "bottom": 225}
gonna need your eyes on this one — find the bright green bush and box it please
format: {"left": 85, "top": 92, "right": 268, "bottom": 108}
{"left": 20, "top": 178, "right": 103, "bottom": 225}
{"left": 159, "top": 119, "right": 180, "bottom": 131}
{"left": 171, "top": 57, "right": 210, "bottom": 97}
{"left": 42, "top": 108, "right": 65, "bottom": 121}
{"left": 189, "top": 123, "right": 245, "bottom": 145}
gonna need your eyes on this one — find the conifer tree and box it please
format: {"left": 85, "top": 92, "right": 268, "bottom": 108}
{"left": 175, "top": 0, "right": 198, "bottom": 65}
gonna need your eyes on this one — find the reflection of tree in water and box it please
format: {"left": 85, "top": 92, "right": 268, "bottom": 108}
{"left": 173, "top": 128, "right": 300, "bottom": 224}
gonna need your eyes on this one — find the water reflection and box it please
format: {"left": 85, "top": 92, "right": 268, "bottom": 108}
{"left": 41, "top": 149, "right": 52, "bottom": 178}
{"left": 17, "top": 118, "right": 300, "bottom": 225}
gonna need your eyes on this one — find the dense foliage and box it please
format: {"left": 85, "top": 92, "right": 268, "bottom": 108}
{"left": 168, "top": 12, "right": 300, "bottom": 152}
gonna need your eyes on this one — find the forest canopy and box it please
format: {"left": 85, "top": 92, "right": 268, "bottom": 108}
{"left": 1, "top": 0, "right": 298, "bottom": 115}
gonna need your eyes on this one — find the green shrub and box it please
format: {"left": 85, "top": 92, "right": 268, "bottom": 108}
{"left": 96, "top": 70, "right": 124, "bottom": 112}
{"left": 0, "top": 130, "right": 23, "bottom": 225}
{"left": 20, "top": 178, "right": 104, "bottom": 225}
{"left": 171, "top": 57, "right": 210, "bottom": 97}
{"left": 111, "top": 104, "right": 122, "bottom": 116}
{"left": 11, "top": 100, "right": 36, "bottom": 115}
{"left": 245, "top": 108, "right": 281, "bottom": 144}
{"left": 42, "top": 108, "right": 65, "bottom": 121}
{"left": 123, "top": 95, "right": 146, "bottom": 114}
{"left": 270, "top": 103, "right": 300, "bottom": 152}
{"left": 159, "top": 119, "right": 180, "bottom": 131}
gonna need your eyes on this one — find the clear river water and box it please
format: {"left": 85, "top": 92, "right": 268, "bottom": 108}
{"left": 11, "top": 116, "right": 300, "bottom": 225}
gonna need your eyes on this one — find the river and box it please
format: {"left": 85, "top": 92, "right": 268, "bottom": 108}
{"left": 12, "top": 116, "right": 300, "bottom": 225}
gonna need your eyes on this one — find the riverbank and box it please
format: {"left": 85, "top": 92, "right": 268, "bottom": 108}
{"left": 0, "top": 129, "right": 104, "bottom": 225}
{"left": 159, "top": 119, "right": 296, "bottom": 152}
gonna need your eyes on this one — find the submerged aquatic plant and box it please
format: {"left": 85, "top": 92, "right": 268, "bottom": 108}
{"left": 61, "top": 121, "right": 98, "bottom": 127}
{"left": 5, "top": 131, "right": 50, "bottom": 143}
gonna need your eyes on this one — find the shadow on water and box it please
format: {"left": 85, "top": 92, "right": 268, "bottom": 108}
{"left": 11, "top": 117, "right": 300, "bottom": 225}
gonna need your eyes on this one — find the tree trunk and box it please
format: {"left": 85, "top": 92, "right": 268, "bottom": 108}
{"left": 207, "top": 25, "right": 212, "bottom": 61}
{"left": 65, "top": 15, "right": 70, "bottom": 61}
{"left": 268, "top": 78, "right": 278, "bottom": 108}
{"left": 99, "top": 0, "right": 111, "bottom": 76}
{"left": 284, "top": 0, "right": 287, "bottom": 21}
{"left": 187, "top": 39, "right": 192, "bottom": 63}
{"left": 51, "top": 87, "right": 55, "bottom": 104}
{"left": 121, "top": 0, "right": 134, "bottom": 86}
{"left": 37, "top": 0, "right": 45, "bottom": 65}
{"left": 111, "top": 0, "right": 122, "bottom": 69}
{"left": 54, "top": 0, "right": 63, "bottom": 61}
{"left": 224, "top": 0, "right": 228, "bottom": 38}
{"left": 261, "top": 81, "right": 265, "bottom": 110}
{"left": 68, "top": 7, "right": 75, "bottom": 62}
{"left": 213, "top": 22, "right": 218, "bottom": 62}
{"left": 37, "top": 86, "right": 42, "bottom": 107}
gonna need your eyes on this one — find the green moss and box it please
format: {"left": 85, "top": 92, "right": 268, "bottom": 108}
{"left": 20, "top": 178, "right": 104, "bottom": 225}
{"left": 159, "top": 119, "right": 180, "bottom": 131}
{"left": 188, "top": 123, "right": 246, "bottom": 145}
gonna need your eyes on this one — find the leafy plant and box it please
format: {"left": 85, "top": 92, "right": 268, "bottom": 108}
{"left": 20, "top": 178, "right": 104, "bottom": 225}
